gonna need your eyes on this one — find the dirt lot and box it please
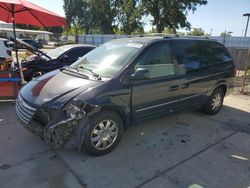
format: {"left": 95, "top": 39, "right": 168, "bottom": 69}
{"left": 0, "top": 94, "right": 250, "bottom": 188}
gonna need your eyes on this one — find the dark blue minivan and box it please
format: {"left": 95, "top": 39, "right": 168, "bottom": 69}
{"left": 16, "top": 37, "right": 235, "bottom": 155}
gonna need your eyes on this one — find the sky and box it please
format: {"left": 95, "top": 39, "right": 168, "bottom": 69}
{"left": 26, "top": 0, "right": 250, "bottom": 36}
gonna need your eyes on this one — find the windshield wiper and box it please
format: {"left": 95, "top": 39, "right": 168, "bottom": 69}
{"left": 61, "top": 66, "right": 89, "bottom": 79}
{"left": 75, "top": 66, "right": 102, "bottom": 80}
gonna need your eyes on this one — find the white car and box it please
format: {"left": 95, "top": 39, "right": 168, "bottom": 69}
{"left": 0, "top": 38, "right": 12, "bottom": 60}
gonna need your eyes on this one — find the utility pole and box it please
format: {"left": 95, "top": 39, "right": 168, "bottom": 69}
{"left": 210, "top": 28, "right": 213, "bottom": 36}
{"left": 223, "top": 30, "right": 226, "bottom": 44}
{"left": 241, "top": 13, "right": 250, "bottom": 93}
{"left": 243, "top": 13, "right": 250, "bottom": 37}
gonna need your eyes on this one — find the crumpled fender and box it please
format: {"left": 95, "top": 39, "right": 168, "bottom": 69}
{"left": 44, "top": 104, "right": 102, "bottom": 150}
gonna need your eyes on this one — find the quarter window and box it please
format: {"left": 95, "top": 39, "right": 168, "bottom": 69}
{"left": 136, "top": 43, "right": 175, "bottom": 78}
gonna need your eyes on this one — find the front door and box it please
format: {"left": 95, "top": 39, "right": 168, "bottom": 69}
{"left": 131, "top": 42, "right": 180, "bottom": 121}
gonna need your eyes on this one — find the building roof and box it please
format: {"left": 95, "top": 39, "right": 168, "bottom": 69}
{"left": 0, "top": 27, "right": 53, "bottom": 35}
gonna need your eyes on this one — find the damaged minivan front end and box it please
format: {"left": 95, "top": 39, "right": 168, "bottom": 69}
{"left": 16, "top": 94, "right": 101, "bottom": 150}
{"left": 15, "top": 67, "right": 105, "bottom": 150}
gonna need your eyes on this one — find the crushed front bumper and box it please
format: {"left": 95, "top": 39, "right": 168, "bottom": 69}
{"left": 18, "top": 114, "right": 90, "bottom": 150}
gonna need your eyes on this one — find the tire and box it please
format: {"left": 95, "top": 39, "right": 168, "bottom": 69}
{"left": 83, "top": 110, "right": 123, "bottom": 156}
{"left": 31, "top": 71, "right": 45, "bottom": 80}
{"left": 203, "top": 87, "right": 225, "bottom": 115}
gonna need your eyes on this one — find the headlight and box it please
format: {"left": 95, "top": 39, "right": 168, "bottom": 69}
{"left": 64, "top": 99, "right": 86, "bottom": 119}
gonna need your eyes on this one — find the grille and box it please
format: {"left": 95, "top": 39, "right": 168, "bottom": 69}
{"left": 16, "top": 95, "right": 37, "bottom": 124}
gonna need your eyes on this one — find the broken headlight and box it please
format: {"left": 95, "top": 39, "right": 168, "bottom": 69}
{"left": 64, "top": 99, "right": 86, "bottom": 119}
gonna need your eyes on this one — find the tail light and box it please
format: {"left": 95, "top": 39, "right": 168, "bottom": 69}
{"left": 6, "top": 50, "right": 12, "bottom": 56}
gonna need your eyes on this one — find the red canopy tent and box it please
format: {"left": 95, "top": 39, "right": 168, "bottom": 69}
{"left": 0, "top": 0, "right": 66, "bottom": 81}
{"left": 0, "top": 0, "right": 66, "bottom": 27}
{"left": 0, "top": 0, "right": 66, "bottom": 97}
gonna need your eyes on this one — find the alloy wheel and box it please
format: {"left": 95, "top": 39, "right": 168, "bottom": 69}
{"left": 211, "top": 93, "right": 222, "bottom": 111}
{"left": 91, "top": 119, "right": 118, "bottom": 150}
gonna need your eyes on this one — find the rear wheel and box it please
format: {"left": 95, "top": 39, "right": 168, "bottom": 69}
{"left": 83, "top": 110, "right": 123, "bottom": 156}
{"left": 203, "top": 87, "right": 225, "bottom": 115}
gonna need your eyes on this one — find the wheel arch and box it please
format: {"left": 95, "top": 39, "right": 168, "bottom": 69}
{"left": 209, "top": 81, "right": 228, "bottom": 96}
{"left": 101, "top": 105, "right": 130, "bottom": 131}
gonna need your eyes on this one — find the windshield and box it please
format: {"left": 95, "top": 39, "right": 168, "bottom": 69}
{"left": 70, "top": 41, "right": 143, "bottom": 78}
{"left": 47, "top": 45, "right": 73, "bottom": 59}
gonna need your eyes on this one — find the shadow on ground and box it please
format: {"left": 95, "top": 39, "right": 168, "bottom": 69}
{"left": 0, "top": 95, "right": 249, "bottom": 188}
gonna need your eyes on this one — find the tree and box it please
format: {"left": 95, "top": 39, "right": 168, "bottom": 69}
{"left": 187, "top": 27, "right": 205, "bottom": 36}
{"left": 141, "top": 0, "right": 207, "bottom": 33}
{"left": 89, "top": 0, "right": 118, "bottom": 34}
{"left": 116, "top": 0, "right": 144, "bottom": 34}
{"left": 163, "top": 27, "right": 176, "bottom": 34}
{"left": 63, "top": 0, "right": 92, "bottom": 33}
{"left": 63, "top": 25, "right": 85, "bottom": 35}
{"left": 63, "top": 0, "right": 144, "bottom": 34}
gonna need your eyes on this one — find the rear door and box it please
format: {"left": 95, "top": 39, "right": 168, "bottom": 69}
{"left": 131, "top": 42, "right": 181, "bottom": 121}
{"left": 170, "top": 40, "right": 211, "bottom": 108}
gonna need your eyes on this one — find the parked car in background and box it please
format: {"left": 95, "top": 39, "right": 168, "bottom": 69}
{"left": 14, "top": 38, "right": 95, "bottom": 81}
{"left": 15, "top": 37, "right": 235, "bottom": 156}
{"left": 18, "top": 39, "right": 43, "bottom": 49}
{"left": 0, "top": 38, "right": 12, "bottom": 60}
{"left": 37, "top": 39, "right": 48, "bottom": 45}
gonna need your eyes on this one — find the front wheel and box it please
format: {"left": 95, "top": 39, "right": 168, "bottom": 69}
{"left": 83, "top": 110, "right": 123, "bottom": 156}
{"left": 203, "top": 87, "right": 225, "bottom": 115}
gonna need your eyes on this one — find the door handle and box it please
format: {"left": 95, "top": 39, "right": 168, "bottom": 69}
{"left": 169, "top": 85, "right": 179, "bottom": 91}
{"left": 181, "top": 83, "right": 190, "bottom": 89}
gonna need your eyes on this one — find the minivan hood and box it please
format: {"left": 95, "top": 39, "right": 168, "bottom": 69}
{"left": 20, "top": 70, "right": 101, "bottom": 108}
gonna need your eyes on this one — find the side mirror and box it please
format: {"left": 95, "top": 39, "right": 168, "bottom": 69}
{"left": 129, "top": 68, "right": 150, "bottom": 81}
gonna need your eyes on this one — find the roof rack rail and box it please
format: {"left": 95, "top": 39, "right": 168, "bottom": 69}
{"left": 129, "top": 34, "right": 212, "bottom": 40}
{"left": 136, "top": 33, "right": 179, "bottom": 38}
{"left": 179, "top": 36, "right": 211, "bottom": 40}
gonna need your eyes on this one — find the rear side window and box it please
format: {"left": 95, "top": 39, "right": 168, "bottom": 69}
{"left": 171, "top": 40, "right": 233, "bottom": 74}
{"left": 207, "top": 42, "right": 233, "bottom": 64}
{"left": 136, "top": 42, "right": 175, "bottom": 78}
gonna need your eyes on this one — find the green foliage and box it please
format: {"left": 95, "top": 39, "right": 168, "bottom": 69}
{"left": 63, "top": 25, "right": 85, "bottom": 35}
{"left": 220, "top": 32, "right": 232, "bottom": 37}
{"left": 64, "top": 0, "right": 144, "bottom": 34}
{"left": 64, "top": 0, "right": 117, "bottom": 34}
{"left": 90, "top": 0, "right": 118, "bottom": 34}
{"left": 64, "top": 0, "right": 92, "bottom": 33}
{"left": 63, "top": 0, "right": 208, "bottom": 35}
{"left": 141, "top": 0, "right": 207, "bottom": 33}
{"left": 187, "top": 27, "right": 205, "bottom": 36}
{"left": 163, "top": 27, "right": 176, "bottom": 34}
{"left": 116, "top": 0, "right": 144, "bottom": 34}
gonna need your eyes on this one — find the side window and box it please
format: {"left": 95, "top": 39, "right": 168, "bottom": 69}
{"left": 136, "top": 43, "right": 175, "bottom": 79}
{"left": 64, "top": 48, "right": 86, "bottom": 62}
{"left": 209, "top": 42, "right": 233, "bottom": 64}
{"left": 172, "top": 40, "right": 209, "bottom": 74}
